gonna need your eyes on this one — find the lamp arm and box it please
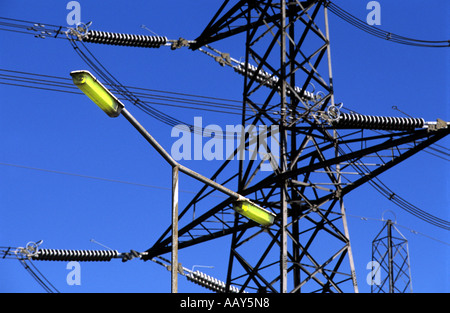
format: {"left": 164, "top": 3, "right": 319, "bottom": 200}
{"left": 120, "top": 108, "right": 244, "bottom": 201}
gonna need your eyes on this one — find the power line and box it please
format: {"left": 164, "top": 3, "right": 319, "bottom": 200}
{"left": 0, "top": 15, "right": 316, "bottom": 117}
{"left": 339, "top": 107, "right": 450, "bottom": 162}
{"left": 2, "top": 149, "right": 448, "bottom": 232}
{"left": 68, "top": 37, "right": 202, "bottom": 130}
{"left": 1, "top": 5, "right": 449, "bottom": 293}
{"left": 3, "top": 68, "right": 448, "bottom": 161}
{"left": 395, "top": 223, "right": 450, "bottom": 247}
{"left": 0, "top": 16, "right": 67, "bottom": 40}
{"left": 344, "top": 214, "right": 450, "bottom": 247}
{"left": 0, "top": 67, "right": 279, "bottom": 140}
{"left": 16, "top": 257, "right": 60, "bottom": 293}
{"left": 0, "top": 16, "right": 244, "bottom": 132}
{"left": 1, "top": 242, "right": 60, "bottom": 293}
{"left": 0, "top": 68, "right": 243, "bottom": 107}
{"left": 64, "top": 26, "right": 278, "bottom": 138}
{"left": 4, "top": 70, "right": 446, "bottom": 228}
{"left": 369, "top": 178, "right": 450, "bottom": 231}
{"left": 0, "top": 161, "right": 227, "bottom": 199}
{"left": 1, "top": 62, "right": 448, "bottom": 229}
{"left": 336, "top": 138, "right": 450, "bottom": 231}
{"left": 0, "top": 69, "right": 243, "bottom": 116}
{"left": 66, "top": 35, "right": 273, "bottom": 139}
{"left": 326, "top": 1, "right": 450, "bottom": 48}
{"left": 3, "top": 7, "right": 449, "bottom": 235}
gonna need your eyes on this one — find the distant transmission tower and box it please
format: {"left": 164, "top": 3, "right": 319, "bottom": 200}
{"left": 144, "top": 0, "right": 449, "bottom": 293}
{"left": 371, "top": 219, "right": 413, "bottom": 293}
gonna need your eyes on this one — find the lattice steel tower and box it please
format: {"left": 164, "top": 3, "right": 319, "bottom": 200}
{"left": 143, "top": 0, "right": 449, "bottom": 293}
{"left": 371, "top": 219, "right": 413, "bottom": 293}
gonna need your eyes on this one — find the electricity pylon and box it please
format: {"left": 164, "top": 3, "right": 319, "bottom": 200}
{"left": 1, "top": 0, "right": 447, "bottom": 294}
{"left": 370, "top": 219, "right": 413, "bottom": 293}
{"left": 143, "top": 0, "right": 449, "bottom": 293}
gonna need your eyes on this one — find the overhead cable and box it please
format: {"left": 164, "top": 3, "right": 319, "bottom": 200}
{"left": 336, "top": 137, "right": 450, "bottom": 231}
{"left": 0, "top": 16, "right": 319, "bottom": 104}
{"left": 66, "top": 35, "right": 253, "bottom": 138}
{"left": 0, "top": 16, "right": 67, "bottom": 39}
{"left": 1, "top": 241, "right": 60, "bottom": 293}
{"left": 2, "top": 67, "right": 449, "bottom": 161}
{"left": 325, "top": 1, "right": 450, "bottom": 48}
{"left": 9, "top": 240, "right": 245, "bottom": 293}
{"left": 0, "top": 69, "right": 242, "bottom": 116}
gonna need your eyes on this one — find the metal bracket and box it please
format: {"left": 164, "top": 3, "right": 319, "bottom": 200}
{"left": 171, "top": 37, "right": 190, "bottom": 50}
{"left": 427, "top": 118, "right": 448, "bottom": 131}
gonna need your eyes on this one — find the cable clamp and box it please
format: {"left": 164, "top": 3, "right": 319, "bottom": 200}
{"left": 427, "top": 118, "right": 448, "bottom": 132}
{"left": 121, "top": 250, "right": 142, "bottom": 262}
{"left": 16, "top": 240, "right": 43, "bottom": 258}
{"left": 171, "top": 37, "right": 190, "bottom": 50}
{"left": 214, "top": 52, "right": 232, "bottom": 67}
{"left": 326, "top": 102, "right": 343, "bottom": 121}
{"left": 64, "top": 21, "right": 91, "bottom": 41}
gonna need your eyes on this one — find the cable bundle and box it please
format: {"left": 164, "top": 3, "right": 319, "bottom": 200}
{"left": 32, "top": 249, "right": 119, "bottom": 262}
{"left": 83, "top": 30, "right": 167, "bottom": 48}
{"left": 333, "top": 113, "right": 424, "bottom": 130}
{"left": 326, "top": 1, "right": 450, "bottom": 48}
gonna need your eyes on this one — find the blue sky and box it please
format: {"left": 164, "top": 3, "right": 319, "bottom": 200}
{"left": 0, "top": 0, "right": 448, "bottom": 293}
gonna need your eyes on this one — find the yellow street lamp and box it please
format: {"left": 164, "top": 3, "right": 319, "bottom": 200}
{"left": 233, "top": 200, "right": 276, "bottom": 227}
{"left": 70, "top": 70, "right": 124, "bottom": 118}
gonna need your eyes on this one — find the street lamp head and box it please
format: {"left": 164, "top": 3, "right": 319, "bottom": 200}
{"left": 233, "top": 200, "right": 276, "bottom": 227}
{"left": 70, "top": 70, "right": 124, "bottom": 118}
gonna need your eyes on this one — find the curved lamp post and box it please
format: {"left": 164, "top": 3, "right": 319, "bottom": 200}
{"left": 70, "top": 70, "right": 276, "bottom": 292}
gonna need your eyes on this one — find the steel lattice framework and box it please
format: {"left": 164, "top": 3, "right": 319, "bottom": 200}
{"left": 142, "top": 0, "right": 449, "bottom": 293}
{"left": 371, "top": 220, "right": 413, "bottom": 293}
